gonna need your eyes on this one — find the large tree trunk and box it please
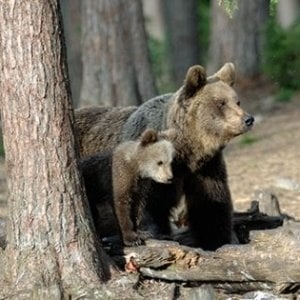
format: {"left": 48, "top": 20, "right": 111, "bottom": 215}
{"left": 0, "top": 0, "right": 110, "bottom": 297}
{"left": 80, "top": 0, "right": 157, "bottom": 107}
{"left": 161, "top": 0, "right": 200, "bottom": 87}
{"left": 208, "top": 0, "right": 269, "bottom": 80}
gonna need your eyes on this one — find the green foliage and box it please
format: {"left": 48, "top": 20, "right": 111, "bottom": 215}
{"left": 274, "top": 88, "right": 295, "bottom": 103}
{"left": 148, "top": 36, "right": 175, "bottom": 93}
{"left": 219, "top": 0, "right": 278, "bottom": 18}
{"left": 198, "top": 0, "right": 210, "bottom": 62}
{"left": 269, "top": 0, "right": 279, "bottom": 17}
{"left": 263, "top": 18, "right": 300, "bottom": 91}
{"left": 218, "top": 0, "right": 238, "bottom": 18}
{"left": 239, "top": 134, "right": 260, "bottom": 147}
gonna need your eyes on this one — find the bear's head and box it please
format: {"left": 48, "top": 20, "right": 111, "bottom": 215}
{"left": 170, "top": 63, "right": 254, "bottom": 156}
{"left": 137, "top": 129, "right": 175, "bottom": 184}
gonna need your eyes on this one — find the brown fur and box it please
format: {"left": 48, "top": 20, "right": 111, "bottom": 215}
{"left": 81, "top": 129, "right": 175, "bottom": 246}
{"left": 75, "top": 106, "right": 136, "bottom": 157}
{"left": 75, "top": 63, "right": 254, "bottom": 250}
{"left": 166, "top": 64, "right": 252, "bottom": 172}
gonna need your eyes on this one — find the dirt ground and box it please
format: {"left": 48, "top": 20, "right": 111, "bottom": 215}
{"left": 226, "top": 83, "right": 300, "bottom": 221}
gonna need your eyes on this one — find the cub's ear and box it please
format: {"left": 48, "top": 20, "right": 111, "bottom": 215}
{"left": 208, "top": 62, "right": 236, "bottom": 86}
{"left": 183, "top": 65, "right": 207, "bottom": 98}
{"left": 140, "top": 129, "right": 158, "bottom": 146}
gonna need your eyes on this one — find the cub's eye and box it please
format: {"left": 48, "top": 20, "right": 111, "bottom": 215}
{"left": 157, "top": 161, "right": 163, "bottom": 166}
{"left": 236, "top": 101, "right": 240, "bottom": 106}
{"left": 217, "top": 100, "right": 226, "bottom": 108}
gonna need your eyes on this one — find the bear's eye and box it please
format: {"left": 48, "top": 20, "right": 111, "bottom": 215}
{"left": 236, "top": 100, "right": 240, "bottom": 106}
{"left": 157, "top": 161, "right": 163, "bottom": 166}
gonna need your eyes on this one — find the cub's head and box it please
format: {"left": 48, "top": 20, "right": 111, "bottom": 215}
{"left": 174, "top": 63, "right": 254, "bottom": 148}
{"left": 137, "top": 129, "right": 175, "bottom": 184}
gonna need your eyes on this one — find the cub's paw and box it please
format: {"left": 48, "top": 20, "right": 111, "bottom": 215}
{"left": 123, "top": 231, "right": 143, "bottom": 247}
{"left": 137, "top": 230, "right": 153, "bottom": 241}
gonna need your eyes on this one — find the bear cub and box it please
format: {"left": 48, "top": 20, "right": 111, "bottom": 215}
{"left": 80, "top": 129, "right": 175, "bottom": 246}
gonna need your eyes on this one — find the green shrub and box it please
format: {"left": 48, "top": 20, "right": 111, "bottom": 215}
{"left": 275, "top": 87, "right": 295, "bottom": 103}
{"left": 239, "top": 134, "right": 260, "bottom": 147}
{"left": 263, "top": 18, "right": 300, "bottom": 90}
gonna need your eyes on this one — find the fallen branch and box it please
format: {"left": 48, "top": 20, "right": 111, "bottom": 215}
{"left": 123, "top": 221, "right": 300, "bottom": 295}
{"left": 233, "top": 200, "right": 284, "bottom": 243}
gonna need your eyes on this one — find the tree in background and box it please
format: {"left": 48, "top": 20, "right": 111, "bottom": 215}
{"left": 80, "top": 0, "right": 157, "bottom": 107}
{"left": 142, "top": 0, "right": 165, "bottom": 42}
{"left": 276, "top": 0, "right": 300, "bottom": 29}
{"left": 142, "top": 0, "right": 174, "bottom": 93}
{"left": 0, "top": 0, "right": 110, "bottom": 297}
{"left": 161, "top": 0, "right": 200, "bottom": 87}
{"left": 208, "top": 0, "right": 269, "bottom": 80}
{"left": 263, "top": 0, "right": 300, "bottom": 96}
{"left": 61, "top": 0, "right": 82, "bottom": 108}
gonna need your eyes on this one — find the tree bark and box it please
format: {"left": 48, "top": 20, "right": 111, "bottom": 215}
{"left": 142, "top": 0, "right": 165, "bottom": 42}
{"left": 0, "top": 0, "right": 111, "bottom": 297}
{"left": 80, "top": 0, "right": 157, "bottom": 107}
{"left": 208, "top": 0, "right": 269, "bottom": 80}
{"left": 161, "top": 0, "right": 200, "bottom": 87}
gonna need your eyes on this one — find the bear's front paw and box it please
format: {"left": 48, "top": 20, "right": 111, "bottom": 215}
{"left": 122, "top": 231, "right": 144, "bottom": 246}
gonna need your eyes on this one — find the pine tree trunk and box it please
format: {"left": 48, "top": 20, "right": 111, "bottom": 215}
{"left": 80, "top": 0, "right": 157, "bottom": 107}
{"left": 61, "top": 0, "right": 82, "bottom": 108}
{"left": 161, "top": 0, "right": 200, "bottom": 87}
{"left": 0, "top": 0, "right": 111, "bottom": 297}
{"left": 208, "top": 0, "right": 269, "bottom": 79}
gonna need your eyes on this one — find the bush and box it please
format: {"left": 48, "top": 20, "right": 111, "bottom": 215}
{"left": 264, "top": 18, "right": 300, "bottom": 91}
{"left": 274, "top": 87, "right": 295, "bottom": 103}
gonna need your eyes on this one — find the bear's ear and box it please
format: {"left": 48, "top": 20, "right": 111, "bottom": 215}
{"left": 183, "top": 65, "right": 207, "bottom": 98}
{"left": 159, "top": 128, "right": 177, "bottom": 141}
{"left": 140, "top": 129, "right": 158, "bottom": 146}
{"left": 208, "top": 62, "right": 236, "bottom": 86}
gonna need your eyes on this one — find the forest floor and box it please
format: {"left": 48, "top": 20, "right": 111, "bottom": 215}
{"left": 0, "top": 81, "right": 299, "bottom": 299}
{"left": 226, "top": 81, "right": 300, "bottom": 221}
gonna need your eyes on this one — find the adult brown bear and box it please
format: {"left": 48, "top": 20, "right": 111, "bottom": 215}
{"left": 75, "top": 63, "right": 254, "bottom": 250}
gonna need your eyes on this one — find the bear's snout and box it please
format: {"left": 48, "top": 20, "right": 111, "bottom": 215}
{"left": 244, "top": 114, "right": 254, "bottom": 128}
{"left": 161, "top": 173, "right": 173, "bottom": 184}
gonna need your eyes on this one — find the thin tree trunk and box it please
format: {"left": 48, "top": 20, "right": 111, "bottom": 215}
{"left": 142, "top": 0, "right": 165, "bottom": 42}
{"left": 208, "top": 0, "right": 269, "bottom": 79}
{"left": 0, "top": 0, "right": 110, "bottom": 297}
{"left": 80, "top": 0, "right": 157, "bottom": 107}
{"left": 161, "top": 0, "right": 200, "bottom": 87}
{"left": 276, "top": 0, "right": 300, "bottom": 29}
{"left": 61, "top": 0, "right": 82, "bottom": 108}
